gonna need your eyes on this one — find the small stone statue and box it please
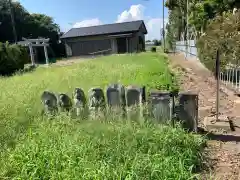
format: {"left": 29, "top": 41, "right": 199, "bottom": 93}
{"left": 41, "top": 91, "right": 58, "bottom": 115}
{"left": 88, "top": 88, "right": 105, "bottom": 118}
{"left": 73, "top": 88, "right": 86, "bottom": 116}
{"left": 57, "top": 93, "right": 73, "bottom": 113}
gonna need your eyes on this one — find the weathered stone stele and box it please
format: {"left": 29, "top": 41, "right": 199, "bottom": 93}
{"left": 106, "top": 84, "right": 127, "bottom": 118}
{"left": 149, "top": 90, "right": 172, "bottom": 123}
{"left": 106, "top": 85, "right": 122, "bottom": 107}
{"left": 178, "top": 92, "right": 198, "bottom": 132}
{"left": 125, "top": 85, "right": 143, "bottom": 120}
{"left": 126, "top": 86, "right": 142, "bottom": 106}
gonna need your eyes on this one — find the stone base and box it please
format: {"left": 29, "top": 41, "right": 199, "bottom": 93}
{"left": 204, "top": 116, "right": 232, "bottom": 132}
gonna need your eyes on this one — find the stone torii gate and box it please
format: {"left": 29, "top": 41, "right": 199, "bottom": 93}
{"left": 20, "top": 38, "right": 50, "bottom": 66}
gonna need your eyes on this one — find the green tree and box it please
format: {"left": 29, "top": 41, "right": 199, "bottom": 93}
{"left": 0, "top": 0, "right": 65, "bottom": 58}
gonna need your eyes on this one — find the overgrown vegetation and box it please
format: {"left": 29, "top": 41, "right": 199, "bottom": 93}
{"left": 0, "top": 42, "right": 30, "bottom": 76}
{"left": 0, "top": 53, "right": 204, "bottom": 179}
{"left": 151, "top": 46, "right": 157, "bottom": 52}
{"left": 0, "top": 0, "right": 65, "bottom": 59}
{"left": 1, "top": 118, "right": 204, "bottom": 179}
{"left": 197, "top": 12, "right": 240, "bottom": 71}
{"left": 165, "top": 0, "right": 240, "bottom": 71}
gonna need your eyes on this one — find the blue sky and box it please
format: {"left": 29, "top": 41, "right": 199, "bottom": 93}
{"left": 17, "top": 0, "right": 168, "bottom": 40}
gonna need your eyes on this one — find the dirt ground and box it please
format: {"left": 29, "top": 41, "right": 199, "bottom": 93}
{"left": 168, "top": 53, "right": 240, "bottom": 180}
{"left": 52, "top": 56, "right": 94, "bottom": 66}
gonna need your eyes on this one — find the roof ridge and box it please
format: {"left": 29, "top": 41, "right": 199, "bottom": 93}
{"left": 71, "top": 20, "right": 144, "bottom": 30}
{"left": 60, "top": 20, "right": 147, "bottom": 39}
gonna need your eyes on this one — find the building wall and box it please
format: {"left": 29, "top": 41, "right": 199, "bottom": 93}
{"left": 64, "top": 37, "right": 112, "bottom": 57}
{"left": 136, "top": 24, "right": 146, "bottom": 51}
{"left": 63, "top": 31, "right": 146, "bottom": 57}
{"left": 71, "top": 39, "right": 112, "bottom": 56}
{"left": 129, "top": 35, "right": 138, "bottom": 53}
{"left": 128, "top": 28, "right": 146, "bottom": 53}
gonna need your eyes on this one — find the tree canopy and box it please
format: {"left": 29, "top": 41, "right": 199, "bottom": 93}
{"left": 165, "top": 0, "right": 240, "bottom": 42}
{"left": 165, "top": 0, "right": 240, "bottom": 70}
{"left": 0, "top": 0, "right": 65, "bottom": 58}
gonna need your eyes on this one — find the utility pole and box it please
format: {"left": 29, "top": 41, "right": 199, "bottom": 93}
{"left": 185, "top": 0, "right": 189, "bottom": 59}
{"left": 162, "top": 0, "right": 165, "bottom": 52}
{"left": 8, "top": 0, "right": 17, "bottom": 43}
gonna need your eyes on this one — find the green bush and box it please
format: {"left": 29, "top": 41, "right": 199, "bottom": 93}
{"left": 151, "top": 46, "right": 157, "bottom": 52}
{"left": 0, "top": 42, "right": 30, "bottom": 76}
{"left": 197, "top": 12, "right": 240, "bottom": 72}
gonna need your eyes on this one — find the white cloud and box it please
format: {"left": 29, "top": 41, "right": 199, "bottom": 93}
{"left": 116, "top": 4, "right": 168, "bottom": 40}
{"left": 116, "top": 4, "right": 145, "bottom": 23}
{"left": 146, "top": 18, "right": 168, "bottom": 40}
{"left": 72, "top": 18, "right": 102, "bottom": 28}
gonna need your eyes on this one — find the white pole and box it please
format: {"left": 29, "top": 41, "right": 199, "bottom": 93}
{"left": 238, "top": 69, "right": 240, "bottom": 91}
{"left": 29, "top": 43, "right": 35, "bottom": 66}
{"left": 44, "top": 44, "right": 49, "bottom": 65}
{"left": 232, "top": 69, "right": 234, "bottom": 87}
{"left": 186, "top": 0, "right": 189, "bottom": 59}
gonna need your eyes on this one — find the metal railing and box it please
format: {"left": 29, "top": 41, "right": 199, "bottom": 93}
{"left": 175, "top": 40, "right": 198, "bottom": 59}
{"left": 220, "top": 66, "right": 240, "bottom": 93}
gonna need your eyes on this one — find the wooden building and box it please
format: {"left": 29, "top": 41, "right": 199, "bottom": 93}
{"left": 60, "top": 20, "right": 148, "bottom": 57}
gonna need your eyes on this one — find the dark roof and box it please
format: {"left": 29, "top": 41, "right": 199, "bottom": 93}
{"left": 61, "top": 20, "right": 147, "bottom": 39}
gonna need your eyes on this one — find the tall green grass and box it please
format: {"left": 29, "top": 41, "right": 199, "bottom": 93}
{"left": 1, "top": 116, "right": 204, "bottom": 179}
{"left": 0, "top": 52, "right": 204, "bottom": 179}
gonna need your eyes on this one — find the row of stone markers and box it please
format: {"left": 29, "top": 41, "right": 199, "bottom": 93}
{"left": 41, "top": 84, "right": 199, "bottom": 132}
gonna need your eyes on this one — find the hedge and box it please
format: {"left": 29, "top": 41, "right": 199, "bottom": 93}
{"left": 197, "top": 11, "right": 240, "bottom": 72}
{"left": 0, "top": 42, "right": 30, "bottom": 76}
{"left": 151, "top": 46, "right": 157, "bottom": 52}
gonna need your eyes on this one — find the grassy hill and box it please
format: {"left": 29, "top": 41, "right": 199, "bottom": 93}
{"left": 0, "top": 52, "right": 204, "bottom": 179}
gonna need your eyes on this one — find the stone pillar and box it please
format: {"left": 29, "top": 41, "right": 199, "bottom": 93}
{"left": 29, "top": 43, "right": 35, "bottom": 66}
{"left": 44, "top": 44, "right": 49, "bottom": 65}
{"left": 178, "top": 92, "right": 198, "bottom": 132}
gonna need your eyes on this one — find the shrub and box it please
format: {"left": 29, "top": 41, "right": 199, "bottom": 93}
{"left": 153, "top": 39, "right": 162, "bottom": 46}
{"left": 0, "top": 42, "right": 30, "bottom": 76}
{"left": 151, "top": 46, "right": 157, "bottom": 52}
{"left": 197, "top": 12, "right": 240, "bottom": 72}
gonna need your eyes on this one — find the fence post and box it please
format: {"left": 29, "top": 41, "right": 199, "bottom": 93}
{"left": 239, "top": 69, "right": 240, "bottom": 91}
{"left": 178, "top": 92, "right": 198, "bottom": 132}
{"left": 225, "top": 71, "right": 227, "bottom": 85}
{"left": 227, "top": 69, "right": 230, "bottom": 85}
{"left": 235, "top": 68, "right": 238, "bottom": 90}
